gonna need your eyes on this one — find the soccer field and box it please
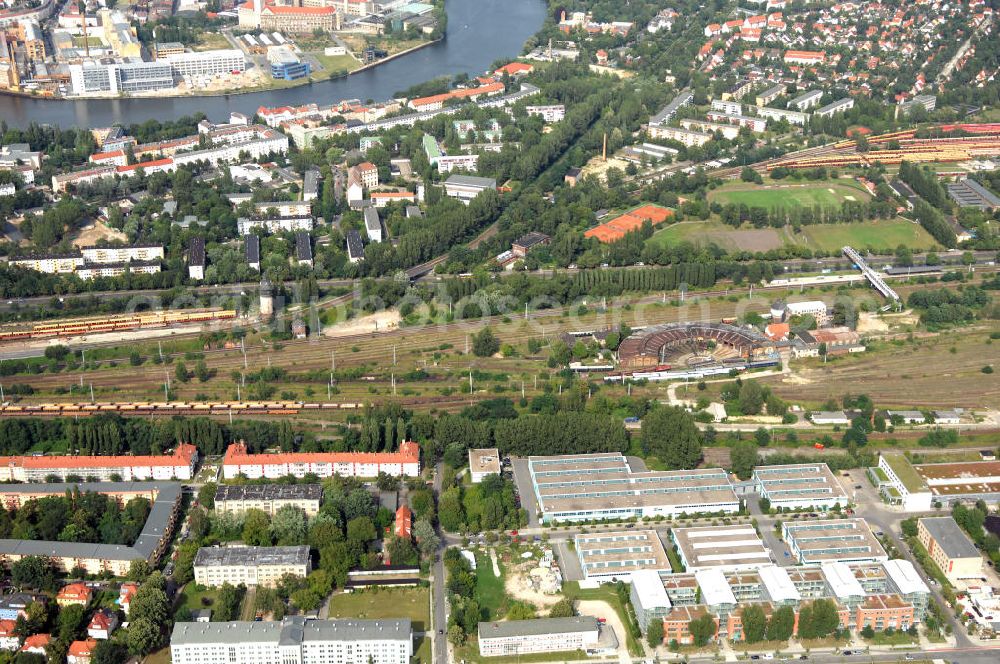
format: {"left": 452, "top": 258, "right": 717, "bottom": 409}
{"left": 709, "top": 180, "right": 871, "bottom": 209}
{"left": 795, "top": 219, "right": 937, "bottom": 252}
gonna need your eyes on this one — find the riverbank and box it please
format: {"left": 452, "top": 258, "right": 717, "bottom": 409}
{"left": 0, "top": 0, "right": 546, "bottom": 126}
{"left": 0, "top": 39, "right": 441, "bottom": 102}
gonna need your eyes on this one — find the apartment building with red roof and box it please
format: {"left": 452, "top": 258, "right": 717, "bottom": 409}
{"left": 0, "top": 444, "right": 198, "bottom": 483}
{"left": 222, "top": 441, "right": 421, "bottom": 479}
{"left": 395, "top": 505, "right": 413, "bottom": 539}
{"left": 56, "top": 583, "right": 92, "bottom": 608}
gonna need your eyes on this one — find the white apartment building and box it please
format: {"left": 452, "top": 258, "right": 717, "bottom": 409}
{"left": 789, "top": 90, "right": 823, "bottom": 111}
{"left": 478, "top": 617, "right": 599, "bottom": 657}
{"left": 80, "top": 245, "right": 164, "bottom": 264}
{"left": 193, "top": 546, "right": 311, "bottom": 587}
{"left": 0, "top": 445, "right": 199, "bottom": 483}
{"left": 647, "top": 125, "right": 712, "bottom": 147}
{"left": 364, "top": 207, "right": 383, "bottom": 243}
{"left": 435, "top": 153, "right": 480, "bottom": 173}
{"left": 755, "top": 106, "right": 809, "bottom": 126}
{"left": 237, "top": 216, "right": 314, "bottom": 236}
{"left": 171, "top": 617, "right": 412, "bottom": 664}
{"left": 525, "top": 104, "right": 566, "bottom": 122}
{"left": 214, "top": 484, "right": 323, "bottom": 517}
{"left": 815, "top": 97, "right": 855, "bottom": 118}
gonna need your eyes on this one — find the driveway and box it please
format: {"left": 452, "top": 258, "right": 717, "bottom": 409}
{"left": 555, "top": 540, "right": 585, "bottom": 582}
{"left": 576, "top": 599, "right": 636, "bottom": 664}
{"left": 510, "top": 457, "right": 539, "bottom": 527}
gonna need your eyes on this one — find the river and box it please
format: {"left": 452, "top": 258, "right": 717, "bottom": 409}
{"left": 0, "top": 0, "right": 547, "bottom": 128}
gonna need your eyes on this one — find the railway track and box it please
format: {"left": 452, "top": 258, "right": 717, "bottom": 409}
{"left": 0, "top": 309, "right": 237, "bottom": 342}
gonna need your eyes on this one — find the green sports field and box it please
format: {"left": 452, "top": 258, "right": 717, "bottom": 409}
{"left": 708, "top": 179, "right": 871, "bottom": 209}
{"left": 647, "top": 218, "right": 937, "bottom": 253}
{"left": 794, "top": 219, "right": 937, "bottom": 252}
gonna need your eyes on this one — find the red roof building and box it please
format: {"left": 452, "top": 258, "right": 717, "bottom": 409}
{"left": 68, "top": 638, "right": 98, "bottom": 664}
{"left": 57, "top": 583, "right": 92, "bottom": 607}
{"left": 395, "top": 505, "right": 413, "bottom": 539}
{"left": 494, "top": 62, "right": 533, "bottom": 77}
{"left": 21, "top": 634, "right": 51, "bottom": 654}
{"left": 223, "top": 441, "right": 420, "bottom": 480}
{"left": 0, "top": 443, "right": 199, "bottom": 482}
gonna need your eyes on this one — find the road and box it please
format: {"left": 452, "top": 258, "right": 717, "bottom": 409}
{"left": 432, "top": 461, "right": 449, "bottom": 664}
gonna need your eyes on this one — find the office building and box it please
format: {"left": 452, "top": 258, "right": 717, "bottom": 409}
{"left": 162, "top": 50, "right": 246, "bottom": 78}
{"left": 69, "top": 61, "right": 174, "bottom": 96}
{"left": 670, "top": 525, "right": 772, "bottom": 572}
{"left": 222, "top": 441, "right": 421, "bottom": 479}
{"left": 574, "top": 530, "right": 671, "bottom": 581}
{"left": 877, "top": 453, "right": 1000, "bottom": 509}
{"left": 477, "top": 617, "right": 599, "bottom": 657}
{"left": 214, "top": 484, "right": 324, "bottom": 517}
{"left": 527, "top": 453, "right": 739, "bottom": 523}
{"left": 469, "top": 448, "right": 501, "bottom": 483}
{"left": 269, "top": 46, "right": 311, "bottom": 80}
{"left": 171, "top": 617, "right": 412, "bottom": 664}
{"left": 193, "top": 546, "right": 311, "bottom": 587}
{"left": 753, "top": 463, "right": 848, "bottom": 510}
{"left": 917, "top": 517, "right": 983, "bottom": 583}
{"left": 782, "top": 519, "right": 888, "bottom": 565}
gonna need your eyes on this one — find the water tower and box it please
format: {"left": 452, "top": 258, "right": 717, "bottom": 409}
{"left": 259, "top": 279, "right": 274, "bottom": 319}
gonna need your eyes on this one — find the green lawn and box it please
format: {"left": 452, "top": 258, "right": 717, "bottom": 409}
{"left": 647, "top": 217, "right": 936, "bottom": 253}
{"left": 866, "top": 630, "right": 918, "bottom": 645}
{"left": 708, "top": 179, "right": 870, "bottom": 209}
{"left": 177, "top": 584, "right": 219, "bottom": 615}
{"left": 474, "top": 551, "right": 508, "bottom": 619}
{"left": 796, "top": 219, "right": 937, "bottom": 252}
{"left": 312, "top": 53, "right": 361, "bottom": 77}
{"left": 326, "top": 587, "right": 430, "bottom": 631}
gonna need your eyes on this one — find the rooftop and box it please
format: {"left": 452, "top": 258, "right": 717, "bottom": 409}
{"left": 671, "top": 525, "right": 772, "bottom": 571}
{"left": 193, "top": 545, "right": 310, "bottom": 568}
{"left": 468, "top": 448, "right": 501, "bottom": 476}
{"left": 575, "top": 529, "right": 672, "bottom": 573}
{"left": 478, "top": 616, "right": 598, "bottom": 640}
{"left": 881, "top": 453, "right": 928, "bottom": 493}
{"left": 215, "top": 484, "right": 323, "bottom": 503}
{"left": 171, "top": 617, "right": 410, "bottom": 646}
{"left": 918, "top": 517, "right": 980, "bottom": 559}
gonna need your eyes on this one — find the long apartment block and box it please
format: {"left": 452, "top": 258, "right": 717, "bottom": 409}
{"left": 527, "top": 453, "right": 739, "bottom": 523}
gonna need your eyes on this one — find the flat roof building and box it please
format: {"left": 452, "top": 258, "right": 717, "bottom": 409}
{"left": 214, "top": 484, "right": 323, "bottom": 517}
{"left": 629, "top": 570, "right": 672, "bottom": 631}
{"left": 670, "top": 525, "right": 772, "bottom": 572}
{"left": 193, "top": 545, "right": 311, "bottom": 587}
{"left": 917, "top": 517, "right": 982, "bottom": 583}
{"left": 876, "top": 453, "right": 932, "bottom": 510}
{"left": 574, "top": 530, "right": 672, "bottom": 581}
{"left": 477, "top": 616, "right": 599, "bottom": 657}
{"left": 753, "top": 463, "right": 849, "bottom": 511}
{"left": 469, "top": 448, "right": 501, "bottom": 483}
{"left": 783, "top": 519, "right": 887, "bottom": 565}
{"left": 527, "top": 453, "right": 739, "bottom": 523}
{"left": 171, "top": 617, "right": 412, "bottom": 664}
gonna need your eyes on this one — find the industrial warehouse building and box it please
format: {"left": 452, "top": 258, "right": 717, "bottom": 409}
{"left": 527, "top": 453, "right": 739, "bottom": 523}
{"left": 171, "top": 617, "right": 412, "bottom": 664}
{"left": 193, "top": 546, "right": 311, "bottom": 587}
{"left": 753, "top": 463, "right": 849, "bottom": 511}
{"left": 917, "top": 517, "right": 984, "bottom": 584}
{"left": 477, "top": 616, "right": 601, "bottom": 657}
{"left": 0, "top": 482, "right": 181, "bottom": 576}
{"left": 876, "top": 453, "right": 1000, "bottom": 509}
{"left": 214, "top": 484, "right": 323, "bottom": 517}
{"left": 670, "top": 525, "right": 772, "bottom": 572}
{"left": 782, "top": 519, "right": 888, "bottom": 565}
{"left": 574, "top": 530, "right": 672, "bottom": 581}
